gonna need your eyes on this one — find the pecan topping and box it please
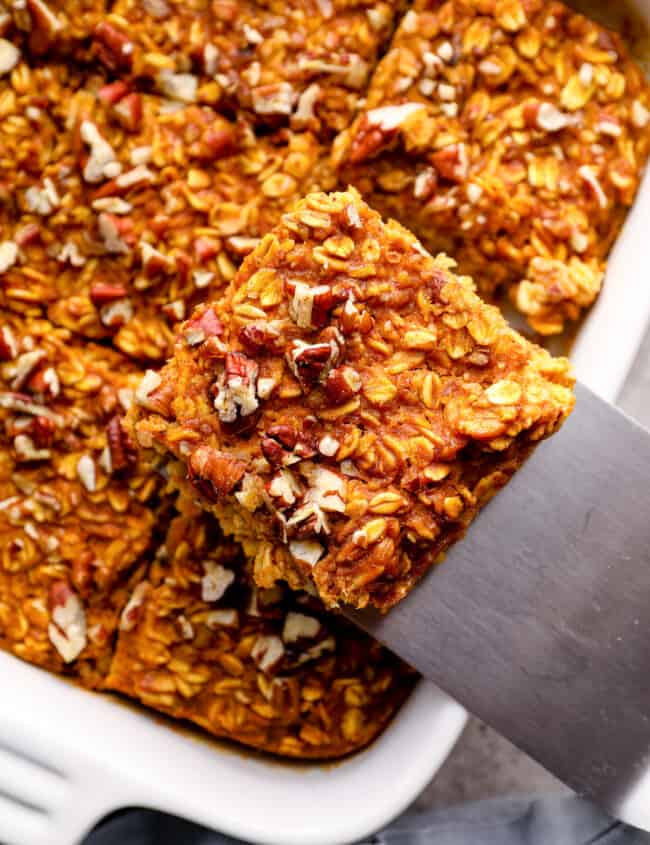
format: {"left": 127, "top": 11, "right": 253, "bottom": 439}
{"left": 250, "top": 634, "right": 285, "bottom": 674}
{"left": 286, "top": 281, "right": 334, "bottom": 329}
{"left": 0, "top": 326, "right": 17, "bottom": 361}
{"left": 93, "top": 21, "right": 134, "bottom": 71}
{"left": 89, "top": 282, "right": 129, "bottom": 306}
{"left": 183, "top": 307, "right": 224, "bottom": 347}
{"left": 347, "top": 104, "right": 425, "bottom": 163}
{"left": 430, "top": 143, "right": 468, "bottom": 183}
{"left": 106, "top": 415, "right": 136, "bottom": 472}
{"left": 287, "top": 329, "right": 343, "bottom": 390}
{"left": 261, "top": 425, "right": 317, "bottom": 466}
{"left": 238, "top": 322, "right": 282, "bottom": 356}
{"left": 119, "top": 582, "right": 150, "bottom": 632}
{"left": 324, "top": 365, "right": 362, "bottom": 404}
{"left": 212, "top": 352, "right": 259, "bottom": 424}
{"left": 287, "top": 340, "right": 333, "bottom": 388}
{"left": 98, "top": 81, "right": 131, "bottom": 106}
{"left": 48, "top": 582, "right": 87, "bottom": 664}
{"left": 25, "top": 0, "right": 64, "bottom": 54}
{"left": 189, "top": 445, "right": 247, "bottom": 500}
{"left": 113, "top": 93, "right": 143, "bottom": 133}
{"left": 24, "top": 415, "right": 56, "bottom": 448}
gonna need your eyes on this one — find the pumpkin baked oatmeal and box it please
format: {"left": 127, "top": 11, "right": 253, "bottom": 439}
{"left": 92, "top": 0, "right": 399, "bottom": 138}
{"left": 332, "top": 0, "right": 650, "bottom": 335}
{"left": 0, "top": 314, "right": 162, "bottom": 687}
{"left": 106, "top": 502, "right": 416, "bottom": 758}
{"left": 0, "top": 61, "right": 334, "bottom": 360}
{"left": 131, "top": 188, "right": 575, "bottom": 610}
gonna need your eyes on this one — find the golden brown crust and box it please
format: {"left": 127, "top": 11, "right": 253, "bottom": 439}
{"left": 106, "top": 502, "right": 416, "bottom": 759}
{"left": 132, "top": 188, "right": 575, "bottom": 609}
{"left": 0, "top": 313, "right": 161, "bottom": 685}
{"left": 332, "top": 0, "right": 650, "bottom": 335}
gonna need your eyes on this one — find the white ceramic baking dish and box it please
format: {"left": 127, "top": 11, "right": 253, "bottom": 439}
{"left": 0, "top": 3, "right": 648, "bottom": 844}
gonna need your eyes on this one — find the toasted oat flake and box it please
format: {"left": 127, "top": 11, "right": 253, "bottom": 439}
{"left": 579, "top": 63, "right": 594, "bottom": 86}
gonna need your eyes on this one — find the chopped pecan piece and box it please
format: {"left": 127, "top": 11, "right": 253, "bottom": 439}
{"left": 286, "top": 281, "right": 335, "bottom": 329}
{"left": 24, "top": 414, "right": 56, "bottom": 448}
{"left": 211, "top": 352, "right": 259, "bottom": 424}
{"left": 184, "top": 307, "right": 224, "bottom": 346}
{"left": 106, "top": 414, "right": 135, "bottom": 472}
{"left": 238, "top": 322, "right": 282, "bottom": 356}
{"left": 324, "top": 365, "right": 362, "bottom": 404}
{"left": 93, "top": 21, "right": 133, "bottom": 71}
{"left": 25, "top": 0, "right": 64, "bottom": 54}
{"left": 0, "top": 326, "right": 17, "bottom": 361}
{"left": 287, "top": 340, "right": 333, "bottom": 389}
{"left": 89, "top": 282, "right": 129, "bottom": 306}
{"left": 189, "top": 445, "right": 248, "bottom": 500}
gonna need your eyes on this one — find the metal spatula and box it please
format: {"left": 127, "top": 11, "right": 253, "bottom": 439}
{"left": 347, "top": 382, "right": 650, "bottom": 833}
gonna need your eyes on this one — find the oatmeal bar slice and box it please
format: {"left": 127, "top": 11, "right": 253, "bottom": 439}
{"left": 0, "top": 64, "right": 334, "bottom": 360}
{"left": 332, "top": 0, "right": 650, "bottom": 335}
{"left": 92, "top": 0, "right": 399, "bottom": 138}
{"left": 132, "top": 188, "right": 574, "bottom": 610}
{"left": 0, "top": 314, "right": 162, "bottom": 686}
{"left": 106, "top": 504, "right": 415, "bottom": 758}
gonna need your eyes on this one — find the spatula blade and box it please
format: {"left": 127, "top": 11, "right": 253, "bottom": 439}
{"left": 347, "top": 383, "right": 650, "bottom": 831}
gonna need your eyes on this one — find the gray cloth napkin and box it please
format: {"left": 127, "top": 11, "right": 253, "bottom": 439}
{"left": 85, "top": 796, "right": 650, "bottom": 845}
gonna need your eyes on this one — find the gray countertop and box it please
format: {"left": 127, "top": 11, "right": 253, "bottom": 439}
{"left": 414, "top": 323, "right": 650, "bottom": 810}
